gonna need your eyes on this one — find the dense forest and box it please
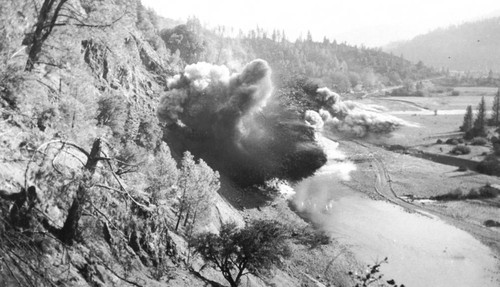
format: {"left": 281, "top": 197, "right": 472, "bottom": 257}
{"left": 0, "top": 0, "right": 437, "bottom": 286}
{"left": 159, "top": 18, "right": 438, "bottom": 93}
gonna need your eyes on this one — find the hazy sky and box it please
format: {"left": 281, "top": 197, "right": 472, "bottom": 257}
{"left": 142, "top": 0, "right": 500, "bottom": 47}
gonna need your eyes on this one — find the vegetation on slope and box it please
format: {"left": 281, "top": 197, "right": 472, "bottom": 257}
{"left": 0, "top": 0, "right": 435, "bottom": 286}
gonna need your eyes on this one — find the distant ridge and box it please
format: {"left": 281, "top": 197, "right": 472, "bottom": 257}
{"left": 385, "top": 17, "right": 500, "bottom": 72}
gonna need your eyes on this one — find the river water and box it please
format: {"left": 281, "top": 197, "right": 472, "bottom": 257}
{"left": 292, "top": 137, "right": 499, "bottom": 287}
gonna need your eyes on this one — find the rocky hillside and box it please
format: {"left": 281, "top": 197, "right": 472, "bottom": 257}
{"left": 0, "top": 1, "right": 359, "bottom": 287}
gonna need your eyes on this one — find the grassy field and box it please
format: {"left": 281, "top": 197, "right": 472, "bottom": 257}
{"left": 341, "top": 140, "right": 500, "bottom": 255}
{"left": 346, "top": 88, "right": 500, "bottom": 257}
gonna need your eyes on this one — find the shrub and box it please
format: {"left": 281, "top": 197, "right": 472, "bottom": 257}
{"left": 457, "top": 165, "right": 468, "bottom": 172}
{"left": 432, "top": 185, "right": 499, "bottom": 201}
{"left": 478, "top": 185, "right": 500, "bottom": 198}
{"left": 484, "top": 220, "right": 500, "bottom": 227}
{"left": 436, "top": 139, "right": 443, "bottom": 144}
{"left": 445, "top": 138, "right": 459, "bottom": 145}
{"left": 96, "top": 94, "right": 127, "bottom": 136}
{"left": 349, "top": 257, "right": 404, "bottom": 287}
{"left": 291, "top": 226, "right": 331, "bottom": 249}
{"left": 450, "top": 145, "right": 470, "bottom": 155}
{"left": 471, "top": 137, "right": 488, "bottom": 146}
{"left": 432, "top": 188, "right": 463, "bottom": 200}
{"left": 494, "top": 143, "right": 500, "bottom": 156}
{"left": 477, "top": 155, "right": 500, "bottom": 176}
{"left": 135, "top": 116, "right": 163, "bottom": 151}
{"left": 36, "top": 107, "right": 58, "bottom": 131}
{"left": 451, "top": 90, "right": 460, "bottom": 96}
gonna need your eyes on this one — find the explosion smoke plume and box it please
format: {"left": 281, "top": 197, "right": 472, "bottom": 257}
{"left": 309, "top": 87, "right": 410, "bottom": 137}
{"left": 158, "top": 59, "right": 272, "bottom": 143}
{"left": 157, "top": 60, "right": 326, "bottom": 186}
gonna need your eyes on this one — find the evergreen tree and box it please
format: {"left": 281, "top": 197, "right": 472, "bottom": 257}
{"left": 491, "top": 88, "right": 500, "bottom": 126}
{"left": 472, "top": 97, "right": 487, "bottom": 137}
{"left": 306, "top": 30, "right": 313, "bottom": 42}
{"left": 460, "top": 105, "right": 473, "bottom": 133}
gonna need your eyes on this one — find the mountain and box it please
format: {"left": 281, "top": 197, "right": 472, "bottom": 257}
{"left": 386, "top": 17, "right": 500, "bottom": 72}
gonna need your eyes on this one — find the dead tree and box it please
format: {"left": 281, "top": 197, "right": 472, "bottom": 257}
{"left": 25, "top": 0, "right": 69, "bottom": 71}
{"left": 29, "top": 138, "right": 101, "bottom": 244}
{"left": 58, "top": 138, "right": 101, "bottom": 244}
{"left": 25, "top": 0, "right": 125, "bottom": 71}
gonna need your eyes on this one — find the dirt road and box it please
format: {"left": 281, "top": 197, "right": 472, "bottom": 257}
{"left": 341, "top": 138, "right": 500, "bottom": 255}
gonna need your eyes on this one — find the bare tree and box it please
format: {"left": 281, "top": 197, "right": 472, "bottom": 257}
{"left": 25, "top": 0, "right": 124, "bottom": 71}
{"left": 25, "top": 0, "right": 69, "bottom": 71}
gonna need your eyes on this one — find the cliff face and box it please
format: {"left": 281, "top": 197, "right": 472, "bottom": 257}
{"left": 0, "top": 1, "right": 245, "bottom": 286}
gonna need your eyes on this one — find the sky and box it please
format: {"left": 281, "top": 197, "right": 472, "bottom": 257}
{"left": 141, "top": 0, "right": 500, "bottom": 47}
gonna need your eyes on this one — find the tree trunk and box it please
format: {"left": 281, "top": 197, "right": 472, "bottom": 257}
{"left": 25, "top": 40, "right": 43, "bottom": 71}
{"left": 183, "top": 206, "right": 191, "bottom": 227}
{"left": 59, "top": 138, "right": 101, "bottom": 244}
{"left": 25, "top": 0, "right": 69, "bottom": 71}
{"left": 175, "top": 205, "right": 184, "bottom": 231}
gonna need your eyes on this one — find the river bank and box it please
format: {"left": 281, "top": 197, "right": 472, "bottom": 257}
{"left": 292, "top": 135, "right": 500, "bottom": 286}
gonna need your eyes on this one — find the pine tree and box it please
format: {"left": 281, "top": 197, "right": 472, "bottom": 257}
{"left": 491, "top": 88, "right": 500, "bottom": 126}
{"left": 472, "top": 97, "right": 487, "bottom": 137}
{"left": 460, "top": 105, "right": 473, "bottom": 133}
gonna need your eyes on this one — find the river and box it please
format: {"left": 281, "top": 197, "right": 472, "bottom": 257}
{"left": 292, "top": 136, "right": 499, "bottom": 287}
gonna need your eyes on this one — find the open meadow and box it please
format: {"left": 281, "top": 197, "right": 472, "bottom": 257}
{"left": 343, "top": 88, "right": 500, "bottom": 259}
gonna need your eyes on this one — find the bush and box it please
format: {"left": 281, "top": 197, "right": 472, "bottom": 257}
{"left": 432, "top": 188, "right": 463, "bottom": 200}
{"left": 432, "top": 185, "right": 499, "bottom": 201}
{"left": 451, "top": 90, "right": 460, "bottom": 96}
{"left": 484, "top": 220, "right": 500, "bottom": 227}
{"left": 450, "top": 145, "right": 470, "bottom": 155}
{"left": 478, "top": 185, "right": 500, "bottom": 198}
{"left": 471, "top": 137, "right": 488, "bottom": 146}
{"left": 96, "top": 94, "right": 127, "bottom": 136}
{"left": 436, "top": 139, "right": 443, "bottom": 144}
{"left": 477, "top": 155, "right": 500, "bottom": 176}
{"left": 494, "top": 143, "right": 500, "bottom": 156}
{"left": 291, "top": 226, "right": 331, "bottom": 249}
{"left": 349, "top": 257, "right": 404, "bottom": 287}
{"left": 457, "top": 165, "right": 468, "bottom": 172}
{"left": 445, "top": 138, "right": 459, "bottom": 145}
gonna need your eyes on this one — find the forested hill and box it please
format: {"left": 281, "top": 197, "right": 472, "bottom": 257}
{"left": 159, "top": 19, "right": 439, "bottom": 92}
{"left": 386, "top": 17, "right": 500, "bottom": 72}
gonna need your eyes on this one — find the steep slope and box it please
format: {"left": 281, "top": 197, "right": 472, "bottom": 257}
{"left": 0, "top": 1, "right": 360, "bottom": 287}
{"left": 386, "top": 17, "right": 500, "bottom": 71}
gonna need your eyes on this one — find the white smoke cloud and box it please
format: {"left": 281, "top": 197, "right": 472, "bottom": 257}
{"left": 304, "top": 110, "right": 324, "bottom": 130}
{"left": 181, "top": 61, "right": 230, "bottom": 91}
{"left": 158, "top": 59, "right": 273, "bottom": 134}
{"left": 313, "top": 87, "right": 412, "bottom": 137}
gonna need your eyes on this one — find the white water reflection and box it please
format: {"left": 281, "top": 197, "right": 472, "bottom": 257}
{"left": 293, "top": 137, "right": 499, "bottom": 287}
